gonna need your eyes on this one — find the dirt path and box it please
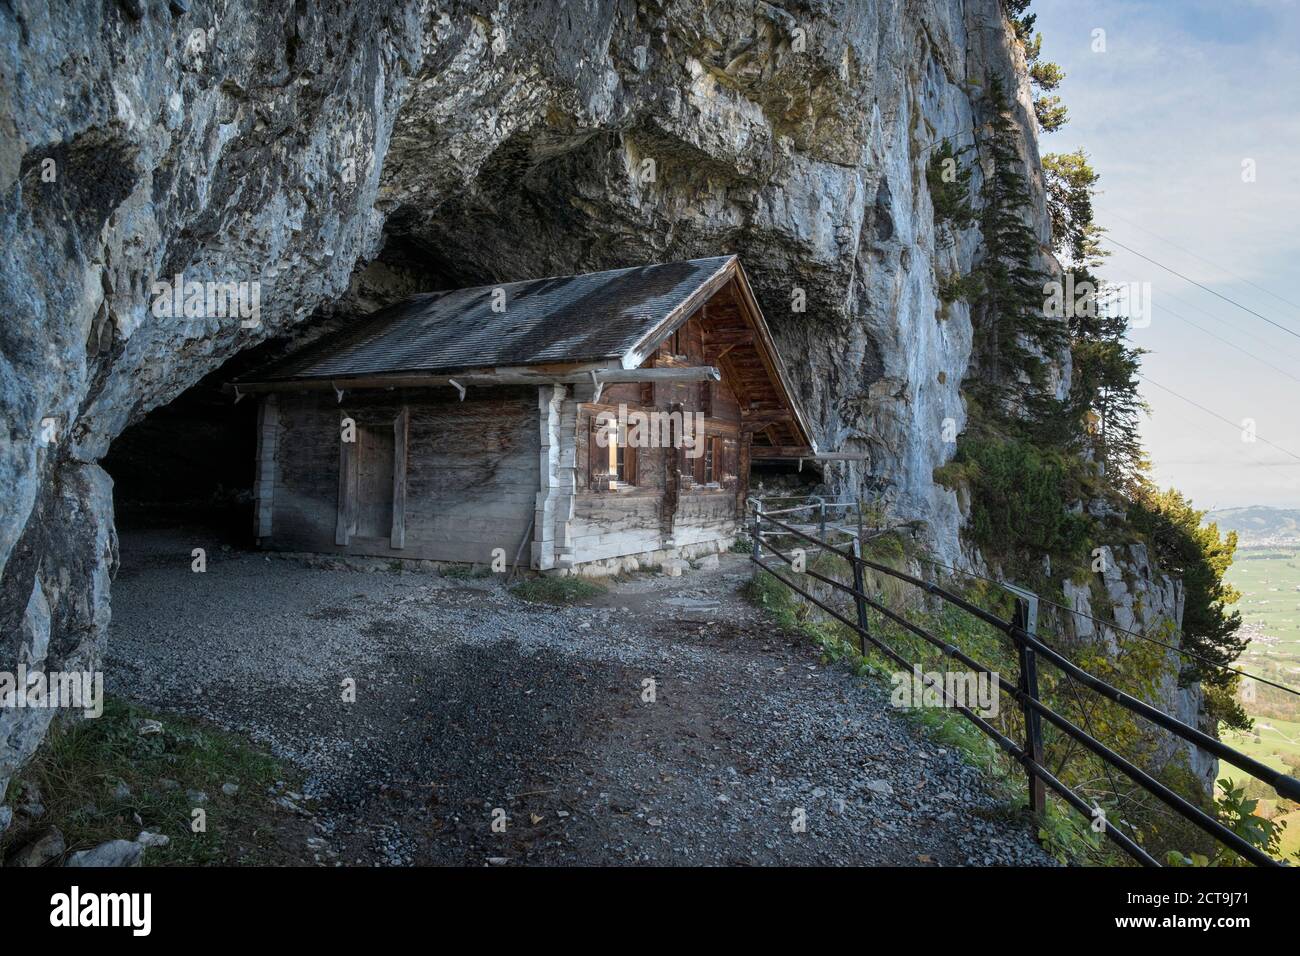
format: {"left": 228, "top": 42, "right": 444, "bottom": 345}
{"left": 106, "top": 531, "right": 1053, "bottom": 866}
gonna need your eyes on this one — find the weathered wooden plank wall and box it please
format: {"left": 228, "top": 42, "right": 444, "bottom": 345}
{"left": 560, "top": 307, "right": 744, "bottom": 566}
{"left": 267, "top": 386, "right": 538, "bottom": 563}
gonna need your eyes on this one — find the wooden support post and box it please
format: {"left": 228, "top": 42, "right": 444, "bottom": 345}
{"left": 1012, "top": 593, "right": 1047, "bottom": 823}
{"left": 390, "top": 405, "right": 409, "bottom": 549}
{"left": 851, "top": 536, "right": 869, "bottom": 655}
{"left": 335, "top": 412, "right": 357, "bottom": 546}
{"left": 735, "top": 432, "right": 752, "bottom": 515}
{"left": 253, "top": 394, "right": 278, "bottom": 542}
{"left": 752, "top": 498, "right": 763, "bottom": 560}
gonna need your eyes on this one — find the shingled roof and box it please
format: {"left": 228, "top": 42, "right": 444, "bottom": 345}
{"left": 250, "top": 256, "right": 738, "bottom": 382}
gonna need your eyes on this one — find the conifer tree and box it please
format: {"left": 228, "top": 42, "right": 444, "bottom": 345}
{"left": 1001, "top": 0, "right": 1036, "bottom": 39}
{"left": 969, "top": 75, "right": 1063, "bottom": 409}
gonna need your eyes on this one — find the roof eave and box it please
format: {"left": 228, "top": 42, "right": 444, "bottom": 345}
{"left": 729, "top": 260, "right": 818, "bottom": 454}
{"left": 620, "top": 255, "right": 740, "bottom": 370}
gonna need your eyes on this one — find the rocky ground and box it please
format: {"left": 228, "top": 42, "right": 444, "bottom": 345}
{"left": 104, "top": 530, "right": 1053, "bottom": 866}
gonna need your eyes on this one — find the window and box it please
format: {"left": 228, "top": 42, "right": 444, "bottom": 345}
{"left": 589, "top": 415, "right": 636, "bottom": 489}
{"left": 611, "top": 432, "right": 626, "bottom": 482}
{"left": 702, "top": 436, "right": 728, "bottom": 485}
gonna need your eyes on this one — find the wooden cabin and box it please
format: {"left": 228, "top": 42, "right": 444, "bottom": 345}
{"left": 235, "top": 256, "right": 816, "bottom": 574}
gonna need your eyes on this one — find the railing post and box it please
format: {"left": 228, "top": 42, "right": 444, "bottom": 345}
{"left": 851, "top": 537, "right": 869, "bottom": 655}
{"left": 751, "top": 498, "right": 764, "bottom": 560}
{"left": 1010, "top": 590, "right": 1046, "bottom": 824}
{"left": 817, "top": 496, "right": 827, "bottom": 538}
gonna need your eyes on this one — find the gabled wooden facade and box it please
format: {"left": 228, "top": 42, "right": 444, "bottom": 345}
{"left": 236, "top": 256, "right": 815, "bottom": 574}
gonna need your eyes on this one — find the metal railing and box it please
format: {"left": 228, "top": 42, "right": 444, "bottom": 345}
{"left": 746, "top": 498, "right": 1300, "bottom": 867}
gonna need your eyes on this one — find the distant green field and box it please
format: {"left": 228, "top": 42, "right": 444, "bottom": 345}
{"left": 1230, "top": 548, "right": 1300, "bottom": 639}
{"left": 1224, "top": 549, "right": 1300, "bottom": 707}
{"left": 1219, "top": 718, "right": 1300, "bottom": 860}
{"left": 1221, "top": 716, "right": 1300, "bottom": 775}
{"left": 1219, "top": 550, "right": 1300, "bottom": 860}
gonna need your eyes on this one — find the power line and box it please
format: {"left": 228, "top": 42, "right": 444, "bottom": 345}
{"left": 1154, "top": 304, "right": 1300, "bottom": 385}
{"left": 1138, "top": 373, "right": 1300, "bottom": 463}
{"left": 1107, "top": 212, "right": 1300, "bottom": 316}
{"left": 1101, "top": 236, "right": 1300, "bottom": 342}
{"left": 1158, "top": 286, "right": 1300, "bottom": 367}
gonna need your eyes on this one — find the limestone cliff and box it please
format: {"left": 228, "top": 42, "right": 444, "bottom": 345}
{"left": 0, "top": 0, "right": 1206, "bottom": 812}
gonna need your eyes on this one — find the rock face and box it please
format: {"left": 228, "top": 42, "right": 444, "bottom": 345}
{"left": 0, "top": 1, "right": 1202, "bottom": 802}
{"left": 1060, "top": 546, "right": 1216, "bottom": 792}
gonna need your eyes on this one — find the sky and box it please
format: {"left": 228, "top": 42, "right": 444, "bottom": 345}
{"left": 1032, "top": 0, "right": 1300, "bottom": 509}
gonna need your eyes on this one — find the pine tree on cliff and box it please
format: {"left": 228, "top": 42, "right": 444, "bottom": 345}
{"left": 970, "top": 74, "right": 1062, "bottom": 411}
{"left": 1001, "top": 0, "right": 1037, "bottom": 39}
{"left": 1043, "top": 149, "right": 1148, "bottom": 491}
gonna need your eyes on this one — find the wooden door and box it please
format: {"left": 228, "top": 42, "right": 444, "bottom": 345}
{"left": 356, "top": 424, "right": 395, "bottom": 539}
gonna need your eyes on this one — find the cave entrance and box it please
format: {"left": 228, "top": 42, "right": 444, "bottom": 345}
{"left": 102, "top": 352, "right": 264, "bottom": 559}
{"left": 100, "top": 234, "right": 464, "bottom": 565}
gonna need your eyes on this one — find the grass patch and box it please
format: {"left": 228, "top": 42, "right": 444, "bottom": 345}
{"left": 510, "top": 576, "right": 606, "bottom": 604}
{"left": 729, "top": 534, "right": 754, "bottom": 554}
{"left": 1, "top": 697, "right": 300, "bottom": 866}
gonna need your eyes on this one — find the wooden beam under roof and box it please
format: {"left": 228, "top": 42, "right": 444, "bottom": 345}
{"left": 750, "top": 446, "right": 870, "bottom": 461}
{"left": 232, "top": 366, "right": 720, "bottom": 395}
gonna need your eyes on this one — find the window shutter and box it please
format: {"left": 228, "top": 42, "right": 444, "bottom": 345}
{"left": 625, "top": 442, "right": 637, "bottom": 485}
{"left": 589, "top": 415, "right": 607, "bottom": 490}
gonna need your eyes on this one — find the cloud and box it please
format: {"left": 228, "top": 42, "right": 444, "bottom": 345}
{"left": 1033, "top": 0, "right": 1300, "bottom": 507}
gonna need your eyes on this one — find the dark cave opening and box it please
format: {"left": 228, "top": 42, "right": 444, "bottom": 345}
{"left": 102, "top": 355, "right": 262, "bottom": 546}
{"left": 100, "top": 233, "right": 464, "bottom": 551}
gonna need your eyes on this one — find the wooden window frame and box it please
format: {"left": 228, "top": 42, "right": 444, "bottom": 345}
{"left": 589, "top": 411, "right": 638, "bottom": 491}
{"left": 699, "top": 435, "right": 728, "bottom": 488}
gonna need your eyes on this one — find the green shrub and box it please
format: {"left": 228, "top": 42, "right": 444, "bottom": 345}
{"left": 939, "top": 436, "right": 1089, "bottom": 573}
{"left": 926, "top": 141, "right": 976, "bottom": 231}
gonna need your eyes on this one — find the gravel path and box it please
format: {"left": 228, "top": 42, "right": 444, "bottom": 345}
{"left": 106, "top": 530, "right": 1054, "bottom": 866}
